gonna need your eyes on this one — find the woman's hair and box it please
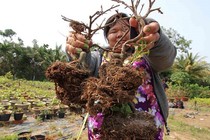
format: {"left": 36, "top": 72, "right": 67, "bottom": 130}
{"left": 103, "top": 12, "right": 129, "bottom": 39}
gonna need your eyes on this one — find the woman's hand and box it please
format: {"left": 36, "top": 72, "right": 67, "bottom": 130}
{"left": 66, "top": 32, "right": 92, "bottom": 60}
{"left": 129, "top": 17, "right": 160, "bottom": 50}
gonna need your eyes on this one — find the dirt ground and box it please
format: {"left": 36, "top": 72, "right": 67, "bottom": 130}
{"left": 78, "top": 101, "right": 210, "bottom": 140}
{"left": 1, "top": 101, "right": 210, "bottom": 140}
{"left": 164, "top": 102, "right": 210, "bottom": 140}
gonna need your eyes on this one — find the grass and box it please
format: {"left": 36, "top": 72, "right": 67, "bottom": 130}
{"left": 0, "top": 134, "right": 18, "bottom": 140}
{"left": 164, "top": 117, "right": 210, "bottom": 140}
{"left": 164, "top": 101, "right": 210, "bottom": 140}
{"left": 189, "top": 98, "right": 210, "bottom": 112}
{"left": 0, "top": 76, "right": 56, "bottom": 101}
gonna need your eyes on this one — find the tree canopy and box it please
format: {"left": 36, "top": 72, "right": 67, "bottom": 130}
{"left": 0, "top": 29, "right": 67, "bottom": 81}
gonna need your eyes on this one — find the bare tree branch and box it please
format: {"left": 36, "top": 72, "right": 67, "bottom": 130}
{"left": 111, "top": 0, "right": 163, "bottom": 59}
{"left": 62, "top": 5, "right": 119, "bottom": 40}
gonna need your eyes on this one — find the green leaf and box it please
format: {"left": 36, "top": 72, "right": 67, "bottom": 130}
{"left": 111, "top": 103, "right": 133, "bottom": 116}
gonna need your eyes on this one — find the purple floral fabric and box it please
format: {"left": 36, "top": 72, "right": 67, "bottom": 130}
{"left": 88, "top": 58, "right": 165, "bottom": 140}
{"left": 88, "top": 113, "right": 104, "bottom": 140}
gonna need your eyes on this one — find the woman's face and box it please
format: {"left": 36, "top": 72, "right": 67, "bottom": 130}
{"left": 107, "top": 20, "right": 130, "bottom": 53}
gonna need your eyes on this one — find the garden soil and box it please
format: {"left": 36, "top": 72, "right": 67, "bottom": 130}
{"left": 0, "top": 102, "right": 210, "bottom": 140}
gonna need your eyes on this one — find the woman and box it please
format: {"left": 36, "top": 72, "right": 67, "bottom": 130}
{"left": 66, "top": 13, "right": 176, "bottom": 140}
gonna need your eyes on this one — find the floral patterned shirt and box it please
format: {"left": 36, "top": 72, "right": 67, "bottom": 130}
{"left": 88, "top": 57, "right": 165, "bottom": 140}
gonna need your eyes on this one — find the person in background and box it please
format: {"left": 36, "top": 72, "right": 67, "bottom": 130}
{"left": 66, "top": 12, "right": 177, "bottom": 140}
{"left": 162, "top": 78, "right": 169, "bottom": 92}
{"left": 175, "top": 99, "right": 185, "bottom": 109}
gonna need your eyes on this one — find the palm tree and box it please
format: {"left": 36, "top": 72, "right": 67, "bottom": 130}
{"left": 173, "top": 52, "right": 210, "bottom": 84}
{"left": 53, "top": 44, "right": 67, "bottom": 62}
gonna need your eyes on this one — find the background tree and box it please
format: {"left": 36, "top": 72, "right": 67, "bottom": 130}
{"left": 0, "top": 29, "right": 16, "bottom": 42}
{"left": 160, "top": 27, "right": 192, "bottom": 81}
{"left": 162, "top": 27, "right": 192, "bottom": 54}
{"left": 160, "top": 27, "right": 210, "bottom": 99}
{"left": 0, "top": 29, "right": 67, "bottom": 81}
{"left": 173, "top": 52, "right": 210, "bottom": 86}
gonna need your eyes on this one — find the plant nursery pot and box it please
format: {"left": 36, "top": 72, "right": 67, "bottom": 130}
{"left": 58, "top": 112, "right": 65, "bottom": 118}
{"left": 0, "top": 113, "right": 11, "bottom": 121}
{"left": 60, "top": 104, "right": 69, "bottom": 112}
{"left": 27, "top": 99, "right": 35, "bottom": 105}
{"left": 51, "top": 105, "right": 59, "bottom": 117}
{"left": 181, "top": 96, "right": 189, "bottom": 101}
{"left": 38, "top": 114, "right": 46, "bottom": 121}
{"left": 175, "top": 97, "right": 181, "bottom": 101}
{"left": 168, "top": 98, "right": 175, "bottom": 102}
{"left": 46, "top": 114, "right": 53, "bottom": 119}
{"left": 0, "top": 110, "right": 12, "bottom": 121}
{"left": 14, "top": 112, "right": 24, "bottom": 121}
{"left": 18, "top": 131, "right": 32, "bottom": 140}
{"left": 15, "top": 102, "right": 31, "bottom": 111}
{"left": 31, "top": 107, "right": 43, "bottom": 116}
{"left": 9, "top": 100, "right": 18, "bottom": 108}
{"left": 1, "top": 99, "right": 9, "bottom": 104}
{"left": 30, "top": 134, "right": 45, "bottom": 140}
{"left": 2, "top": 102, "right": 11, "bottom": 109}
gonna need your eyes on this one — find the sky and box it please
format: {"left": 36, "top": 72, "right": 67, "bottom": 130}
{"left": 1, "top": 0, "right": 210, "bottom": 62}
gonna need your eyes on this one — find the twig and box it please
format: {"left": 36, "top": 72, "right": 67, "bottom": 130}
{"left": 76, "top": 113, "right": 89, "bottom": 140}
{"left": 111, "top": 0, "right": 163, "bottom": 59}
{"left": 62, "top": 5, "right": 120, "bottom": 40}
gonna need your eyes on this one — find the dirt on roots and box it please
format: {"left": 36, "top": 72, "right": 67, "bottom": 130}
{"left": 45, "top": 58, "right": 158, "bottom": 139}
{"left": 45, "top": 61, "right": 89, "bottom": 109}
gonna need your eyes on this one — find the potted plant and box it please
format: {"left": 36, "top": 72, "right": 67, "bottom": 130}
{"left": 30, "top": 134, "right": 45, "bottom": 140}
{"left": 31, "top": 101, "right": 46, "bottom": 118}
{"left": 59, "top": 104, "right": 69, "bottom": 112}
{"left": 1, "top": 101, "right": 11, "bottom": 110}
{"left": 13, "top": 108, "right": 24, "bottom": 121}
{"left": 18, "top": 131, "right": 32, "bottom": 140}
{"left": 27, "top": 99, "right": 36, "bottom": 107}
{"left": 181, "top": 96, "right": 189, "bottom": 101}
{"left": 57, "top": 108, "right": 65, "bottom": 118}
{"left": 0, "top": 105, "right": 12, "bottom": 122}
{"left": 50, "top": 97, "right": 60, "bottom": 117}
{"left": 45, "top": 107, "right": 53, "bottom": 120}
{"left": 37, "top": 110, "right": 46, "bottom": 121}
{"left": 9, "top": 99, "right": 18, "bottom": 109}
{"left": 32, "top": 101, "right": 46, "bottom": 108}
{"left": 15, "top": 97, "right": 31, "bottom": 111}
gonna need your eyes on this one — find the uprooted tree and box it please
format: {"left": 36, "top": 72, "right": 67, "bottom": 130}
{"left": 45, "top": 0, "right": 163, "bottom": 139}
{"left": 46, "top": 4, "right": 119, "bottom": 110}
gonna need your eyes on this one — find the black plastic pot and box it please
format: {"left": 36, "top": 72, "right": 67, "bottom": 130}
{"left": 38, "top": 114, "right": 45, "bottom": 121}
{"left": 58, "top": 112, "right": 65, "bottom": 118}
{"left": 30, "top": 134, "right": 45, "bottom": 140}
{"left": 14, "top": 113, "right": 24, "bottom": 121}
{"left": 0, "top": 113, "right": 11, "bottom": 121}
{"left": 46, "top": 114, "right": 53, "bottom": 119}
{"left": 18, "top": 131, "right": 31, "bottom": 140}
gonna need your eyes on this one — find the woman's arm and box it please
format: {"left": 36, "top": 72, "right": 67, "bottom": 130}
{"left": 66, "top": 32, "right": 102, "bottom": 77}
{"left": 144, "top": 18, "right": 177, "bottom": 72}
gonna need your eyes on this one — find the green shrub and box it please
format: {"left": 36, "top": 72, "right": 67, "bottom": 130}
{"left": 186, "top": 84, "right": 210, "bottom": 98}
{"left": 190, "top": 98, "right": 210, "bottom": 106}
{"left": 4, "top": 71, "right": 13, "bottom": 79}
{"left": 167, "top": 84, "right": 189, "bottom": 97}
{"left": 171, "top": 71, "right": 190, "bottom": 86}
